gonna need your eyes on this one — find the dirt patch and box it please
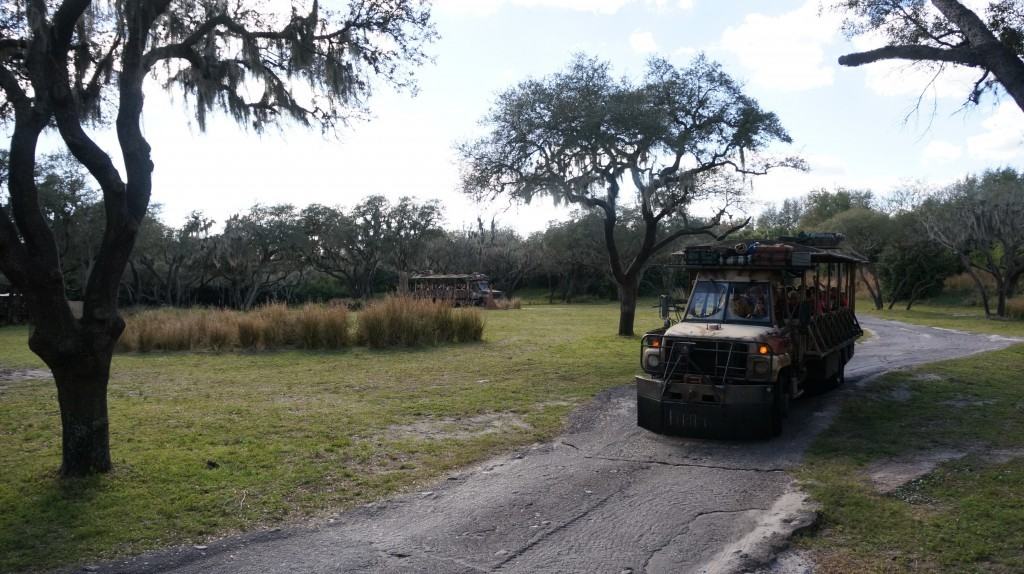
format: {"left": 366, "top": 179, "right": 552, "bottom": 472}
{"left": 912, "top": 373, "right": 944, "bottom": 382}
{"left": 0, "top": 368, "right": 51, "bottom": 382}
{"left": 865, "top": 449, "right": 967, "bottom": 494}
{"left": 387, "top": 412, "right": 532, "bottom": 441}
{"left": 941, "top": 395, "right": 997, "bottom": 408}
{"left": 0, "top": 368, "right": 51, "bottom": 394}
{"left": 985, "top": 448, "right": 1024, "bottom": 464}
{"left": 866, "top": 447, "right": 1024, "bottom": 495}
{"left": 700, "top": 486, "right": 819, "bottom": 574}
{"left": 887, "top": 385, "right": 912, "bottom": 402}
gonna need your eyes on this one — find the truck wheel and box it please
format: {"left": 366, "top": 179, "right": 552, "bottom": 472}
{"left": 834, "top": 363, "right": 846, "bottom": 387}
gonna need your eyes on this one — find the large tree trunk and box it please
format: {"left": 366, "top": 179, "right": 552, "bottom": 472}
{"left": 29, "top": 310, "right": 121, "bottom": 477}
{"left": 617, "top": 279, "right": 639, "bottom": 337}
{"left": 859, "top": 265, "right": 883, "bottom": 310}
{"left": 52, "top": 357, "right": 113, "bottom": 476}
{"left": 962, "top": 258, "right": 993, "bottom": 317}
{"left": 996, "top": 281, "right": 1011, "bottom": 318}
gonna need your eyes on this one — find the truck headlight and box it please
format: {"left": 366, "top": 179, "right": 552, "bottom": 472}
{"left": 643, "top": 348, "right": 662, "bottom": 372}
{"left": 751, "top": 358, "right": 770, "bottom": 377}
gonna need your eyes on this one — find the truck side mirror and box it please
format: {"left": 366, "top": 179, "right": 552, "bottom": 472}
{"left": 659, "top": 294, "right": 671, "bottom": 321}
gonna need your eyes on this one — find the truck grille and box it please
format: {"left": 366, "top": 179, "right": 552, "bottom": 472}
{"left": 664, "top": 339, "right": 748, "bottom": 381}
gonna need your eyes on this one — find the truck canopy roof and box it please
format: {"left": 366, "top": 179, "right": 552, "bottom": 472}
{"left": 411, "top": 273, "right": 489, "bottom": 281}
{"left": 672, "top": 234, "right": 867, "bottom": 271}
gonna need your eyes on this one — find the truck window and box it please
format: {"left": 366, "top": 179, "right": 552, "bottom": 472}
{"left": 686, "top": 281, "right": 728, "bottom": 321}
{"left": 685, "top": 281, "right": 772, "bottom": 325}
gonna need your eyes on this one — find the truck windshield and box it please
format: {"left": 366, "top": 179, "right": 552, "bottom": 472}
{"left": 685, "top": 281, "right": 772, "bottom": 324}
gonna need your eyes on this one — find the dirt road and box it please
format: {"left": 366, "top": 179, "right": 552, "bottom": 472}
{"left": 87, "top": 317, "right": 1022, "bottom": 574}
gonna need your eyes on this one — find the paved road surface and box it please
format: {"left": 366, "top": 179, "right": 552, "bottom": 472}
{"left": 87, "top": 317, "right": 1022, "bottom": 574}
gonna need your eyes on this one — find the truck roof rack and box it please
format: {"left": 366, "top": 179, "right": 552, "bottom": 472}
{"left": 671, "top": 235, "right": 866, "bottom": 270}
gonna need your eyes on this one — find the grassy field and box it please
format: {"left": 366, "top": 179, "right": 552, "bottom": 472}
{"left": 859, "top": 299, "right": 1024, "bottom": 338}
{"left": 0, "top": 303, "right": 657, "bottom": 572}
{"left": 798, "top": 304, "right": 1024, "bottom": 572}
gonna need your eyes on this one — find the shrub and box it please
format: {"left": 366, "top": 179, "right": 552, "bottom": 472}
{"left": 320, "top": 306, "right": 350, "bottom": 349}
{"left": 236, "top": 315, "right": 263, "bottom": 349}
{"left": 493, "top": 297, "right": 522, "bottom": 310}
{"left": 115, "top": 299, "right": 478, "bottom": 352}
{"left": 1008, "top": 297, "right": 1024, "bottom": 320}
{"left": 452, "top": 309, "right": 485, "bottom": 342}
{"left": 356, "top": 297, "right": 485, "bottom": 348}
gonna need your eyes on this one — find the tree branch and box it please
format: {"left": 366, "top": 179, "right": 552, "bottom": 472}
{"left": 838, "top": 45, "right": 983, "bottom": 68}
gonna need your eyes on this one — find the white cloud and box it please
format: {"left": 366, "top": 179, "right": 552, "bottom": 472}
{"left": 921, "top": 140, "right": 963, "bottom": 163}
{"left": 719, "top": 1, "right": 841, "bottom": 91}
{"left": 678, "top": 0, "right": 694, "bottom": 10}
{"left": 629, "top": 30, "right": 658, "bottom": 54}
{"left": 967, "top": 101, "right": 1024, "bottom": 162}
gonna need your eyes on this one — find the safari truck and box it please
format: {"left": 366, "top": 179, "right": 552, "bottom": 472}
{"left": 409, "top": 273, "right": 503, "bottom": 307}
{"left": 636, "top": 233, "right": 865, "bottom": 437}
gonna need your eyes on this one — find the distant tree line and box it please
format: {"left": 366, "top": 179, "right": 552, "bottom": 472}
{"left": 0, "top": 153, "right": 712, "bottom": 309}
{"left": 2, "top": 153, "right": 1021, "bottom": 318}
{"left": 746, "top": 167, "right": 1024, "bottom": 318}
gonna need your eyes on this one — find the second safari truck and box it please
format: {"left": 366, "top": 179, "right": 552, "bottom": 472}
{"left": 636, "top": 233, "right": 865, "bottom": 437}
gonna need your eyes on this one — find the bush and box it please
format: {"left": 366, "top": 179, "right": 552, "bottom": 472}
{"left": 1008, "top": 298, "right": 1024, "bottom": 320}
{"left": 356, "top": 296, "right": 485, "bottom": 348}
{"left": 116, "top": 304, "right": 350, "bottom": 352}
{"left": 493, "top": 297, "right": 522, "bottom": 310}
{"left": 115, "top": 299, "right": 478, "bottom": 352}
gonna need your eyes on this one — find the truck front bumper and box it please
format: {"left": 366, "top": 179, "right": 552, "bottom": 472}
{"left": 635, "top": 375, "right": 774, "bottom": 438}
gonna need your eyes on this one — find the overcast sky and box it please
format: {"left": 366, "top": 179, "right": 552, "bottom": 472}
{"left": 50, "top": 0, "right": 1024, "bottom": 234}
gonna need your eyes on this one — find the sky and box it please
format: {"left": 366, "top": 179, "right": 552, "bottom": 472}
{"left": 41, "top": 0, "right": 1024, "bottom": 234}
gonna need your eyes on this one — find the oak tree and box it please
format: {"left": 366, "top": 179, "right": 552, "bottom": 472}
{"left": 0, "top": 0, "right": 434, "bottom": 476}
{"left": 460, "top": 55, "right": 801, "bottom": 335}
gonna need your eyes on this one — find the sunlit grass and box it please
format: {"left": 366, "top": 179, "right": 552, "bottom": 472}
{"left": 797, "top": 337, "right": 1024, "bottom": 572}
{"left": 858, "top": 298, "right": 1024, "bottom": 339}
{"left": 0, "top": 302, "right": 657, "bottom": 572}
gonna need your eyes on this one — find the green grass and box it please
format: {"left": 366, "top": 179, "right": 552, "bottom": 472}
{"left": 797, "top": 343, "right": 1024, "bottom": 573}
{"left": 859, "top": 298, "right": 1024, "bottom": 338}
{"left": 0, "top": 303, "right": 658, "bottom": 572}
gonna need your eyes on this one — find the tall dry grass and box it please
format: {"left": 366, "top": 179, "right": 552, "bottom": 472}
{"left": 492, "top": 297, "right": 522, "bottom": 310}
{"left": 356, "top": 296, "right": 485, "bottom": 348}
{"left": 116, "top": 298, "right": 484, "bottom": 352}
{"left": 117, "top": 304, "right": 350, "bottom": 352}
{"left": 1008, "top": 297, "right": 1024, "bottom": 320}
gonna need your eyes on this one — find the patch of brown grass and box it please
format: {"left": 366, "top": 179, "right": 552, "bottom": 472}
{"left": 116, "top": 304, "right": 350, "bottom": 352}
{"left": 493, "top": 297, "right": 522, "bottom": 310}
{"left": 356, "top": 296, "right": 485, "bottom": 348}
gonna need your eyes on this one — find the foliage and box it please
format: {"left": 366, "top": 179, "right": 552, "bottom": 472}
{"left": 460, "top": 53, "right": 801, "bottom": 334}
{"left": 752, "top": 198, "right": 804, "bottom": 238}
{"left": 920, "top": 167, "right": 1024, "bottom": 317}
{"left": 799, "top": 188, "right": 875, "bottom": 228}
{"left": 302, "top": 196, "right": 443, "bottom": 299}
{"left": 877, "top": 239, "right": 960, "bottom": 308}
